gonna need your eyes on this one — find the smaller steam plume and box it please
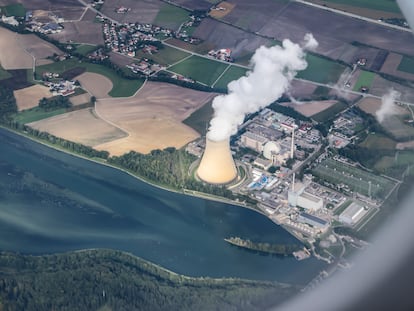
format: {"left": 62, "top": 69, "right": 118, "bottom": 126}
{"left": 207, "top": 34, "right": 318, "bottom": 142}
{"left": 376, "top": 89, "right": 401, "bottom": 123}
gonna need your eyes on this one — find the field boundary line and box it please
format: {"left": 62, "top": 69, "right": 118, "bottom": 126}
{"left": 211, "top": 64, "right": 231, "bottom": 88}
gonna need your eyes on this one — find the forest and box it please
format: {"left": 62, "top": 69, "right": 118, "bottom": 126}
{"left": 0, "top": 250, "right": 300, "bottom": 311}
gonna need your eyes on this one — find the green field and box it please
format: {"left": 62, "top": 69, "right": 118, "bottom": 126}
{"left": 74, "top": 44, "right": 97, "bottom": 56}
{"left": 359, "top": 133, "right": 396, "bottom": 150}
{"left": 313, "top": 158, "right": 396, "bottom": 199}
{"left": 297, "top": 54, "right": 346, "bottom": 84}
{"left": 353, "top": 70, "right": 376, "bottom": 91}
{"left": 137, "top": 45, "right": 190, "bottom": 66}
{"left": 13, "top": 107, "right": 67, "bottom": 124}
{"left": 183, "top": 100, "right": 213, "bottom": 135}
{"left": 0, "top": 64, "right": 11, "bottom": 80}
{"left": 36, "top": 59, "right": 144, "bottom": 97}
{"left": 1, "top": 3, "right": 26, "bottom": 17}
{"left": 213, "top": 65, "right": 248, "bottom": 89}
{"left": 397, "top": 56, "right": 414, "bottom": 74}
{"left": 169, "top": 55, "right": 229, "bottom": 86}
{"left": 153, "top": 3, "right": 190, "bottom": 30}
{"left": 307, "top": 0, "right": 401, "bottom": 14}
{"left": 374, "top": 150, "right": 414, "bottom": 176}
{"left": 311, "top": 101, "right": 348, "bottom": 122}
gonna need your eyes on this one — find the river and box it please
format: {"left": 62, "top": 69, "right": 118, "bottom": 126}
{"left": 0, "top": 128, "right": 325, "bottom": 284}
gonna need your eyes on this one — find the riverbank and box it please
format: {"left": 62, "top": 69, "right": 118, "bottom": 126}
{"left": 0, "top": 125, "right": 265, "bottom": 215}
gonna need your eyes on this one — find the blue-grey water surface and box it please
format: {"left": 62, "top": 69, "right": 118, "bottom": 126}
{"left": 0, "top": 128, "right": 325, "bottom": 284}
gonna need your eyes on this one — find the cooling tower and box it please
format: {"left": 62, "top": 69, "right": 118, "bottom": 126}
{"left": 197, "top": 138, "right": 237, "bottom": 184}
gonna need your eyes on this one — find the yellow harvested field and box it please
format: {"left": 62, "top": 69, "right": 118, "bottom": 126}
{"left": 0, "top": 27, "right": 61, "bottom": 70}
{"left": 282, "top": 100, "right": 337, "bottom": 117}
{"left": 94, "top": 81, "right": 216, "bottom": 155}
{"left": 209, "top": 2, "right": 236, "bottom": 18}
{"left": 0, "top": 27, "right": 33, "bottom": 69}
{"left": 28, "top": 108, "right": 127, "bottom": 147}
{"left": 14, "top": 84, "right": 53, "bottom": 111}
{"left": 76, "top": 72, "right": 113, "bottom": 99}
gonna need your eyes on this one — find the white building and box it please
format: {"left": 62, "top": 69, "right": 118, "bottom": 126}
{"left": 339, "top": 202, "right": 367, "bottom": 225}
{"left": 288, "top": 183, "right": 323, "bottom": 211}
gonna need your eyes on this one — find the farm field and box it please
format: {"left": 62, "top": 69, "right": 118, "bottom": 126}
{"left": 74, "top": 44, "right": 97, "bottom": 56}
{"left": 0, "top": 64, "right": 11, "bottom": 80}
{"left": 94, "top": 82, "right": 216, "bottom": 155}
{"left": 76, "top": 72, "right": 113, "bottom": 99}
{"left": 359, "top": 133, "right": 396, "bottom": 150}
{"left": 380, "top": 53, "right": 414, "bottom": 81}
{"left": 168, "top": 55, "right": 229, "bottom": 86}
{"left": 183, "top": 100, "right": 214, "bottom": 136}
{"left": 304, "top": 0, "right": 402, "bottom": 18}
{"left": 36, "top": 59, "right": 144, "bottom": 97}
{"left": 153, "top": 2, "right": 190, "bottom": 30}
{"left": 136, "top": 45, "right": 191, "bottom": 66}
{"left": 397, "top": 55, "right": 414, "bottom": 75}
{"left": 28, "top": 108, "right": 127, "bottom": 147}
{"left": 0, "top": 27, "right": 33, "bottom": 70}
{"left": 213, "top": 65, "right": 248, "bottom": 89}
{"left": 13, "top": 84, "right": 53, "bottom": 111}
{"left": 313, "top": 158, "right": 396, "bottom": 199}
{"left": 311, "top": 100, "right": 348, "bottom": 122}
{"left": 353, "top": 70, "right": 376, "bottom": 91}
{"left": 282, "top": 100, "right": 337, "bottom": 117}
{"left": 298, "top": 54, "right": 346, "bottom": 84}
{"left": 374, "top": 150, "right": 414, "bottom": 177}
{"left": 0, "top": 27, "right": 62, "bottom": 70}
{"left": 12, "top": 107, "right": 67, "bottom": 124}
{"left": 1, "top": 3, "right": 25, "bottom": 17}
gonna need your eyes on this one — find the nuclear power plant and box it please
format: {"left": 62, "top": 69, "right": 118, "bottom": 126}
{"left": 197, "top": 138, "right": 238, "bottom": 184}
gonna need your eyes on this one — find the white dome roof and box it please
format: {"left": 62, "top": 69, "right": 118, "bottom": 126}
{"left": 263, "top": 141, "right": 280, "bottom": 159}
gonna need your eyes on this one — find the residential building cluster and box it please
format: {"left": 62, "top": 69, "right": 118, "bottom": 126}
{"left": 328, "top": 108, "right": 363, "bottom": 149}
{"left": 208, "top": 48, "right": 233, "bottom": 62}
{"left": 43, "top": 79, "right": 77, "bottom": 97}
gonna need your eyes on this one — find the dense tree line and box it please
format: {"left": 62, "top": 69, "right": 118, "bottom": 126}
{"left": 0, "top": 250, "right": 300, "bottom": 311}
{"left": 269, "top": 102, "right": 310, "bottom": 122}
{"left": 108, "top": 148, "right": 235, "bottom": 198}
{"left": 0, "top": 85, "right": 17, "bottom": 122}
{"left": 39, "top": 96, "right": 72, "bottom": 111}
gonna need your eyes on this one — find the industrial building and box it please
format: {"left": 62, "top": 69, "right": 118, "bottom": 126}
{"left": 339, "top": 202, "right": 367, "bottom": 225}
{"left": 288, "top": 183, "right": 324, "bottom": 211}
{"left": 297, "top": 212, "right": 329, "bottom": 230}
{"left": 240, "top": 131, "right": 268, "bottom": 153}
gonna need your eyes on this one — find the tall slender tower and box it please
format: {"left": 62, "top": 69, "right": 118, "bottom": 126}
{"left": 290, "top": 129, "right": 295, "bottom": 159}
{"left": 197, "top": 138, "right": 237, "bottom": 184}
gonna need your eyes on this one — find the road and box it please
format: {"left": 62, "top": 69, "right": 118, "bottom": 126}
{"left": 293, "top": 0, "right": 411, "bottom": 33}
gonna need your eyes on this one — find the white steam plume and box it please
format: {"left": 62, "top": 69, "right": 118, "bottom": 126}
{"left": 207, "top": 34, "right": 318, "bottom": 141}
{"left": 376, "top": 89, "right": 401, "bottom": 123}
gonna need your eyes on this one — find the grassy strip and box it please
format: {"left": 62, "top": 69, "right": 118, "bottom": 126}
{"left": 12, "top": 107, "right": 67, "bottom": 124}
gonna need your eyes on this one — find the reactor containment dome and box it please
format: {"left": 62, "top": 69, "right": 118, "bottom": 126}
{"left": 263, "top": 141, "right": 281, "bottom": 160}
